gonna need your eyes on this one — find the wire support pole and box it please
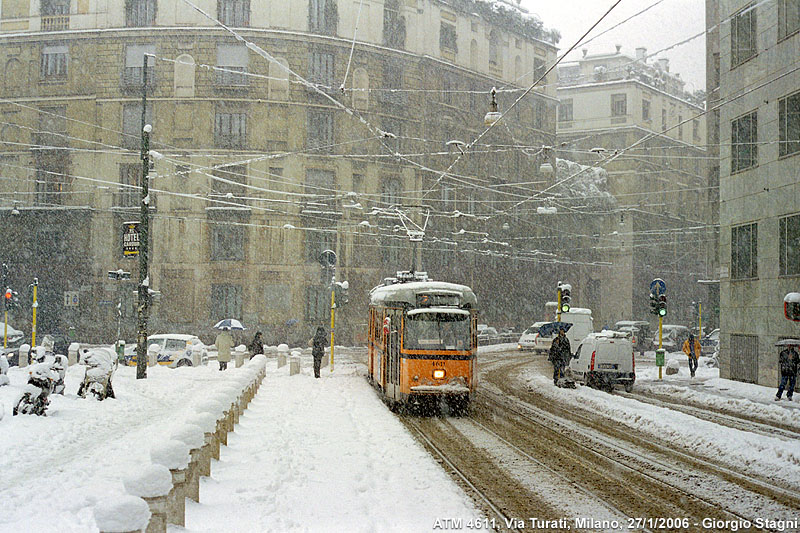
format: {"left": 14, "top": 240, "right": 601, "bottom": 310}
{"left": 136, "top": 54, "right": 151, "bottom": 380}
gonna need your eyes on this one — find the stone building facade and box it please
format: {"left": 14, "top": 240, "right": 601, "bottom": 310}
{"left": 0, "top": 0, "right": 561, "bottom": 344}
{"left": 707, "top": 0, "right": 800, "bottom": 386}
{"left": 556, "top": 46, "right": 713, "bottom": 328}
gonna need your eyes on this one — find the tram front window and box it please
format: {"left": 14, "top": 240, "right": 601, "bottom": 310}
{"left": 405, "top": 313, "right": 470, "bottom": 351}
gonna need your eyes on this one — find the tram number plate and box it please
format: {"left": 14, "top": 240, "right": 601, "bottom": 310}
{"left": 598, "top": 363, "right": 618, "bottom": 370}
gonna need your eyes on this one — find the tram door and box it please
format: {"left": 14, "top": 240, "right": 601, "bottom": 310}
{"left": 386, "top": 309, "right": 401, "bottom": 397}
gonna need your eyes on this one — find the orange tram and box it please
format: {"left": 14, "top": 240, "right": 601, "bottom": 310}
{"left": 367, "top": 271, "right": 478, "bottom": 414}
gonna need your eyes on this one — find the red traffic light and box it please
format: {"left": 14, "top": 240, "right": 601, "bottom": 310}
{"left": 4, "top": 289, "right": 11, "bottom": 300}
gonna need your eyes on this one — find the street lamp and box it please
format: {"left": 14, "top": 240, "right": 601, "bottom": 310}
{"left": 484, "top": 87, "right": 501, "bottom": 127}
{"left": 108, "top": 269, "right": 131, "bottom": 355}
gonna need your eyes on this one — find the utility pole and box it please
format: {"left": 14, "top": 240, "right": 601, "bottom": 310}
{"left": 135, "top": 54, "right": 151, "bottom": 380}
{"left": 31, "top": 278, "right": 38, "bottom": 347}
{"left": 2, "top": 262, "right": 7, "bottom": 348}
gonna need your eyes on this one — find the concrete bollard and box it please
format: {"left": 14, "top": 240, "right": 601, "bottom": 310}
{"left": 68, "top": 342, "right": 80, "bottom": 366}
{"left": 234, "top": 350, "right": 245, "bottom": 368}
{"left": 171, "top": 425, "right": 205, "bottom": 503}
{"left": 289, "top": 355, "right": 300, "bottom": 376}
{"left": 191, "top": 348, "right": 201, "bottom": 367}
{"left": 18, "top": 344, "right": 30, "bottom": 368}
{"left": 148, "top": 344, "right": 160, "bottom": 367}
{"left": 123, "top": 464, "right": 172, "bottom": 533}
{"left": 150, "top": 441, "right": 191, "bottom": 528}
{"left": 277, "top": 343, "right": 289, "bottom": 368}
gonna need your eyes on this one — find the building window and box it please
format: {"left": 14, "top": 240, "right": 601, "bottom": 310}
{"left": 264, "top": 284, "right": 290, "bottom": 310}
{"left": 380, "top": 62, "right": 404, "bottom": 105}
{"left": 642, "top": 99, "right": 651, "bottom": 122}
{"left": 533, "top": 100, "right": 545, "bottom": 130}
{"left": 216, "top": 44, "right": 248, "bottom": 86}
{"left": 41, "top": 0, "right": 69, "bottom": 29}
{"left": 35, "top": 162, "right": 68, "bottom": 205}
{"left": 611, "top": 94, "right": 627, "bottom": 116}
{"left": 218, "top": 0, "right": 249, "bottom": 26}
{"left": 383, "top": 0, "right": 406, "bottom": 49}
{"left": 382, "top": 117, "right": 402, "bottom": 153}
{"left": 117, "top": 163, "right": 139, "bottom": 208}
{"left": 122, "top": 102, "right": 152, "bottom": 150}
{"left": 305, "top": 168, "right": 335, "bottom": 196}
{"left": 533, "top": 57, "right": 546, "bottom": 81}
{"left": 731, "top": 222, "right": 757, "bottom": 280}
{"left": 123, "top": 44, "right": 156, "bottom": 87}
{"left": 37, "top": 105, "right": 67, "bottom": 148}
{"left": 442, "top": 183, "right": 454, "bottom": 211}
{"left": 661, "top": 108, "right": 667, "bottom": 131}
{"left": 41, "top": 45, "right": 68, "bottom": 80}
{"left": 381, "top": 236, "right": 401, "bottom": 266}
{"left": 309, "top": 51, "right": 334, "bottom": 91}
{"left": 778, "top": 0, "right": 800, "bottom": 40}
{"left": 305, "top": 229, "right": 336, "bottom": 262}
{"left": 125, "top": 0, "right": 156, "bottom": 27}
{"left": 678, "top": 114, "right": 683, "bottom": 139}
{"left": 211, "top": 164, "right": 246, "bottom": 196}
{"left": 309, "top": 0, "right": 337, "bottom": 35}
{"left": 211, "top": 223, "right": 245, "bottom": 261}
{"left": 351, "top": 173, "right": 363, "bottom": 193}
{"left": 440, "top": 22, "right": 457, "bottom": 54}
{"left": 731, "top": 111, "right": 757, "bottom": 173}
{"left": 307, "top": 109, "right": 334, "bottom": 151}
{"left": 558, "top": 99, "right": 573, "bottom": 122}
{"left": 731, "top": 3, "right": 757, "bottom": 67}
{"left": 211, "top": 284, "right": 242, "bottom": 319}
{"left": 779, "top": 214, "right": 800, "bottom": 276}
{"left": 214, "top": 110, "right": 247, "bottom": 148}
{"left": 304, "top": 285, "right": 328, "bottom": 321}
{"left": 693, "top": 119, "right": 700, "bottom": 141}
{"left": 381, "top": 178, "right": 401, "bottom": 206}
{"left": 778, "top": 90, "right": 800, "bottom": 157}
{"left": 488, "top": 30, "right": 501, "bottom": 67}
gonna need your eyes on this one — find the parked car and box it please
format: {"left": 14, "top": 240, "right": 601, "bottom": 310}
{"left": 614, "top": 320, "right": 651, "bottom": 354}
{"left": 700, "top": 328, "right": 720, "bottom": 355}
{"left": 477, "top": 326, "right": 499, "bottom": 344}
{"left": 518, "top": 322, "right": 550, "bottom": 352}
{"left": 1, "top": 324, "right": 26, "bottom": 366}
{"left": 568, "top": 331, "right": 635, "bottom": 392}
{"left": 652, "top": 325, "right": 690, "bottom": 352}
{"left": 123, "top": 334, "right": 208, "bottom": 367}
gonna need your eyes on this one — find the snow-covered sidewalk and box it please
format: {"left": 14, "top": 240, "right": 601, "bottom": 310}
{"left": 180, "top": 352, "right": 479, "bottom": 532}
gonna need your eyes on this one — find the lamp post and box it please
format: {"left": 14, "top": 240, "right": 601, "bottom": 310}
{"left": 108, "top": 269, "right": 131, "bottom": 353}
{"left": 135, "top": 54, "right": 151, "bottom": 380}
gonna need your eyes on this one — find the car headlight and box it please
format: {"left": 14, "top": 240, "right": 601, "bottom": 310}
{"left": 433, "top": 369, "right": 445, "bottom": 379}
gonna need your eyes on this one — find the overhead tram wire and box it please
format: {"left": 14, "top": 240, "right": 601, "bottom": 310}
{"left": 418, "top": 0, "right": 624, "bottom": 201}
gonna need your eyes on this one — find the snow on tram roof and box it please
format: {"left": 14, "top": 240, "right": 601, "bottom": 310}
{"left": 370, "top": 280, "right": 477, "bottom": 306}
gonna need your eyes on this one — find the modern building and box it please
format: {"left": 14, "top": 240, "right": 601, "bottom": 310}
{"left": 556, "top": 45, "right": 713, "bottom": 327}
{"left": 0, "top": 0, "right": 562, "bottom": 344}
{"left": 707, "top": 0, "right": 800, "bottom": 386}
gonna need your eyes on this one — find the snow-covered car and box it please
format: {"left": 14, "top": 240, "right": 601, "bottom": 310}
{"left": 476, "top": 326, "right": 499, "bottom": 344}
{"left": 652, "top": 325, "right": 690, "bottom": 352}
{"left": 614, "top": 320, "right": 651, "bottom": 354}
{"left": 517, "top": 322, "right": 549, "bottom": 351}
{"left": 700, "top": 328, "right": 719, "bottom": 355}
{"left": 123, "top": 334, "right": 208, "bottom": 367}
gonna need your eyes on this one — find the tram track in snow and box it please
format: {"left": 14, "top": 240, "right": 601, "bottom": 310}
{"left": 617, "top": 389, "right": 800, "bottom": 441}
{"left": 479, "top": 358, "right": 800, "bottom": 530}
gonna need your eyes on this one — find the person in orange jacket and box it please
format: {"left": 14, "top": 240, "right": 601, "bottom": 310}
{"left": 682, "top": 333, "right": 702, "bottom": 378}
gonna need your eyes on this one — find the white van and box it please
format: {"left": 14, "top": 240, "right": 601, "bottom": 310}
{"left": 559, "top": 308, "right": 593, "bottom": 354}
{"left": 568, "top": 331, "right": 635, "bottom": 392}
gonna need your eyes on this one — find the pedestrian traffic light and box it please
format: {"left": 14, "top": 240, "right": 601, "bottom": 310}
{"left": 658, "top": 294, "right": 667, "bottom": 317}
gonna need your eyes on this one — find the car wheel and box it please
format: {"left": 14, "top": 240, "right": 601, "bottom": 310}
{"left": 624, "top": 381, "right": 633, "bottom": 393}
{"left": 176, "top": 359, "right": 192, "bottom": 367}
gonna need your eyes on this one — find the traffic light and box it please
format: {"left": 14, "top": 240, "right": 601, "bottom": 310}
{"left": 332, "top": 281, "right": 349, "bottom": 307}
{"left": 560, "top": 285, "right": 571, "bottom": 313}
{"left": 649, "top": 293, "right": 658, "bottom": 315}
{"left": 4, "top": 288, "right": 19, "bottom": 311}
{"left": 658, "top": 294, "right": 667, "bottom": 317}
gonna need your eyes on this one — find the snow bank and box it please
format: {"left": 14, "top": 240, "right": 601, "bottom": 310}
{"left": 93, "top": 494, "right": 150, "bottom": 532}
{"left": 171, "top": 423, "right": 205, "bottom": 450}
{"left": 150, "top": 439, "right": 191, "bottom": 471}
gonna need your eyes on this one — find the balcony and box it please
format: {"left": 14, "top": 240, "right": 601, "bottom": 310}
{"left": 41, "top": 15, "right": 69, "bottom": 31}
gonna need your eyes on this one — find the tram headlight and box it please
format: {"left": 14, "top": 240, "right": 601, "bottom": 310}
{"left": 433, "top": 369, "right": 445, "bottom": 380}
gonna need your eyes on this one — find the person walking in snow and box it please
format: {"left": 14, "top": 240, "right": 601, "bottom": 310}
{"left": 215, "top": 327, "right": 233, "bottom": 371}
{"left": 548, "top": 327, "right": 571, "bottom": 385}
{"left": 311, "top": 326, "right": 327, "bottom": 378}
{"left": 682, "top": 333, "right": 702, "bottom": 378}
{"left": 775, "top": 343, "right": 799, "bottom": 401}
{"left": 249, "top": 331, "right": 264, "bottom": 358}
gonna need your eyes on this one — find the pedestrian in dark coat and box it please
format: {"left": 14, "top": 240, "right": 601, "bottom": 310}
{"left": 775, "top": 344, "right": 799, "bottom": 401}
{"left": 548, "top": 328, "right": 571, "bottom": 385}
{"left": 312, "top": 326, "right": 327, "bottom": 379}
{"left": 249, "top": 331, "right": 264, "bottom": 358}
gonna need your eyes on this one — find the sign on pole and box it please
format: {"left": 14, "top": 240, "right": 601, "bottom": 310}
{"left": 63, "top": 291, "right": 79, "bottom": 307}
{"left": 123, "top": 221, "right": 140, "bottom": 257}
{"left": 649, "top": 278, "right": 666, "bottom": 296}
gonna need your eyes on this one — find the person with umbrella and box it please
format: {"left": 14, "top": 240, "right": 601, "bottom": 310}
{"left": 775, "top": 340, "right": 800, "bottom": 401}
{"left": 548, "top": 326, "right": 571, "bottom": 386}
{"left": 215, "top": 326, "right": 234, "bottom": 371}
{"left": 311, "top": 326, "right": 327, "bottom": 379}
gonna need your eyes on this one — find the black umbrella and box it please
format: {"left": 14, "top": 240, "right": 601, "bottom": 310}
{"left": 775, "top": 339, "right": 800, "bottom": 346}
{"left": 537, "top": 322, "right": 573, "bottom": 337}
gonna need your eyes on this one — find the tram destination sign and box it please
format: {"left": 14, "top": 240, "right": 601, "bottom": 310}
{"left": 122, "top": 221, "right": 140, "bottom": 257}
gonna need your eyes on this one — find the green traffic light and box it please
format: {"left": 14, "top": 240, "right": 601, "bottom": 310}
{"left": 658, "top": 307, "right": 667, "bottom": 316}
{"left": 561, "top": 304, "right": 570, "bottom": 313}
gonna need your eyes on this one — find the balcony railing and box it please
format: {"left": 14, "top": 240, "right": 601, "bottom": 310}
{"left": 41, "top": 15, "right": 69, "bottom": 31}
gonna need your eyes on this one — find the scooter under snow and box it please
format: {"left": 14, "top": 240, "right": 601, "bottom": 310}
{"left": 77, "top": 348, "right": 117, "bottom": 400}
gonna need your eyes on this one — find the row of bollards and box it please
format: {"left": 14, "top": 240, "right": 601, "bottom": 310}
{"left": 93, "top": 355, "right": 268, "bottom": 533}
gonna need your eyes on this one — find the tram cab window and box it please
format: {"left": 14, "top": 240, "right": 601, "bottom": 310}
{"left": 405, "top": 313, "right": 470, "bottom": 350}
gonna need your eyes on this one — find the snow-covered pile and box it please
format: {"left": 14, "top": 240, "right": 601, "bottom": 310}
{"left": 553, "top": 158, "right": 617, "bottom": 209}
